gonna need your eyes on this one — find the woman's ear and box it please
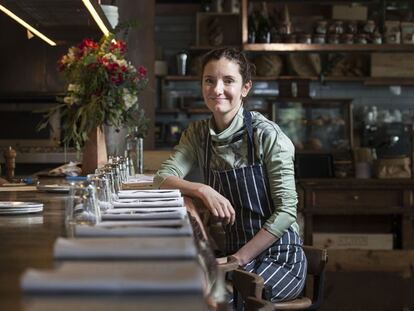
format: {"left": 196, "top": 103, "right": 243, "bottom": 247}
{"left": 241, "top": 80, "right": 252, "bottom": 98}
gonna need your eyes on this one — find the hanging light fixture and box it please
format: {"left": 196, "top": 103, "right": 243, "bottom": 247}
{"left": 0, "top": 4, "right": 56, "bottom": 46}
{"left": 82, "top": 0, "right": 110, "bottom": 36}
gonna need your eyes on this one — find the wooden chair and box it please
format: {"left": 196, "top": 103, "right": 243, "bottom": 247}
{"left": 232, "top": 246, "right": 328, "bottom": 311}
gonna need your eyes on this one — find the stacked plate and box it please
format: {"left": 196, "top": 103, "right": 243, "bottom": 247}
{"left": 36, "top": 184, "right": 70, "bottom": 193}
{"left": 0, "top": 202, "right": 43, "bottom": 215}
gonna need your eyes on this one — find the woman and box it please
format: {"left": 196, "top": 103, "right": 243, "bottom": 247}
{"left": 154, "top": 48, "right": 307, "bottom": 302}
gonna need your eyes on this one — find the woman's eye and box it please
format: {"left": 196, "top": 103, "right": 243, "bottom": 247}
{"left": 204, "top": 78, "right": 214, "bottom": 84}
{"left": 224, "top": 79, "right": 234, "bottom": 84}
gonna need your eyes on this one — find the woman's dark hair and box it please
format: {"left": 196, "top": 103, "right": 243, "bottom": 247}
{"left": 201, "top": 48, "right": 256, "bottom": 84}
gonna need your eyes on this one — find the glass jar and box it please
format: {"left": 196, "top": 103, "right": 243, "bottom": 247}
{"left": 342, "top": 33, "right": 354, "bottom": 44}
{"left": 328, "top": 34, "right": 340, "bottom": 44}
{"left": 329, "top": 21, "right": 344, "bottom": 34}
{"left": 363, "top": 20, "right": 376, "bottom": 34}
{"left": 313, "top": 34, "right": 326, "bottom": 44}
{"left": 315, "top": 20, "right": 328, "bottom": 34}
{"left": 346, "top": 21, "right": 358, "bottom": 34}
{"left": 356, "top": 34, "right": 368, "bottom": 44}
{"left": 298, "top": 33, "right": 312, "bottom": 44}
{"left": 372, "top": 32, "right": 383, "bottom": 44}
{"left": 126, "top": 131, "right": 144, "bottom": 175}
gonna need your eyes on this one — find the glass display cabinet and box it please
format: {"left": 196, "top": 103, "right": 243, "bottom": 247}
{"left": 272, "top": 98, "right": 353, "bottom": 153}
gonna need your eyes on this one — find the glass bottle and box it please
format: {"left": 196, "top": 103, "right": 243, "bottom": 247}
{"left": 256, "top": 2, "right": 271, "bottom": 43}
{"left": 247, "top": 2, "right": 257, "bottom": 43}
{"left": 126, "top": 128, "right": 144, "bottom": 176}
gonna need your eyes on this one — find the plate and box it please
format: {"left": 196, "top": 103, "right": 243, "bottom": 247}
{"left": 0, "top": 206, "right": 43, "bottom": 215}
{"left": 0, "top": 201, "right": 43, "bottom": 209}
{"left": 37, "top": 184, "right": 70, "bottom": 193}
{"left": 0, "top": 202, "right": 43, "bottom": 215}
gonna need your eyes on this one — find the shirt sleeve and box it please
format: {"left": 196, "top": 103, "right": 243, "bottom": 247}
{"left": 153, "top": 123, "right": 199, "bottom": 188}
{"left": 261, "top": 126, "right": 298, "bottom": 238}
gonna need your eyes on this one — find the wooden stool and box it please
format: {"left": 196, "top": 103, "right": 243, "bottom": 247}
{"left": 232, "top": 246, "right": 328, "bottom": 311}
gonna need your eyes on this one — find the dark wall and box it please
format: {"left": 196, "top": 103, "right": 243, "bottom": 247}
{"left": 0, "top": 13, "right": 69, "bottom": 94}
{"left": 118, "top": 0, "right": 156, "bottom": 149}
{"left": 0, "top": 4, "right": 156, "bottom": 148}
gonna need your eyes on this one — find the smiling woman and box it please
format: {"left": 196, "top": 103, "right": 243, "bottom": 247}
{"left": 154, "top": 47, "right": 307, "bottom": 303}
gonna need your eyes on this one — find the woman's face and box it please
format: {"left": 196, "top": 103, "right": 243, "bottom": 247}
{"left": 202, "top": 57, "right": 252, "bottom": 120}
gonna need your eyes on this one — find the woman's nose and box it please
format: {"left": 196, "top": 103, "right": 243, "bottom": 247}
{"left": 213, "top": 80, "right": 224, "bottom": 94}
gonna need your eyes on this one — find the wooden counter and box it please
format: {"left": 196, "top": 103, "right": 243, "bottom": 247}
{"left": 0, "top": 190, "right": 213, "bottom": 311}
{"left": 0, "top": 190, "right": 67, "bottom": 311}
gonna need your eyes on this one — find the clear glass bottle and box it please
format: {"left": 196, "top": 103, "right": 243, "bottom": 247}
{"left": 126, "top": 128, "right": 144, "bottom": 175}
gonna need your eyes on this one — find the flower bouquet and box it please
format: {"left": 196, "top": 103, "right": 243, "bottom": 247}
{"left": 39, "top": 33, "right": 148, "bottom": 151}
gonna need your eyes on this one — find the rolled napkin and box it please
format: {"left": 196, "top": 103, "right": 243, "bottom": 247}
{"left": 21, "top": 261, "right": 205, "bottom": 295}
{"left": 117, "top": 189, "right": 181, "bottom": 199}
{"left": 53, "top": 236, "right": 197, "bottom": 260}
{"left": 113, "top": 197, "right": 184, "bottom": 208}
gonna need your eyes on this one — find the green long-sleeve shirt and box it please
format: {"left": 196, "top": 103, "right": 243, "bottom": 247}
{"left": 154, "top": 106, "right": 299, "bottom": 238}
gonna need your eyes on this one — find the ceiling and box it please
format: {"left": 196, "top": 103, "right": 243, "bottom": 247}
{"left": 0, "top": 0, "right": 111, "bottom": 44}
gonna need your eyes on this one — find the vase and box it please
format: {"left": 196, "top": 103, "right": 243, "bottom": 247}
{"left": 82, "top": 127, "right": 108, "bottom": 175}
{"left": 126, "top": 135, "right": 144, "bottom": 176}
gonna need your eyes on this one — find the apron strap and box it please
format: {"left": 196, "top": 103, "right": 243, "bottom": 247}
{"left": 204, "top": 108, "right": 256, "bottom": 182}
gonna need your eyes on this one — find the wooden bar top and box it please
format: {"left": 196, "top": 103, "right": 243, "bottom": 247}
{"left": 0, "top": 190, "right": 67, "bottom": 311}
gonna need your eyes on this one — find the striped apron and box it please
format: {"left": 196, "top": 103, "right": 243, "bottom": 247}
{"left": 204, "top": 109, "right": 307, "bottom": 302}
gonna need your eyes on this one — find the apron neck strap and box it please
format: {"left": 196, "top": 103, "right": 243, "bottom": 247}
{"left": 204, "top": 109, "right": 255, "bottom": 181}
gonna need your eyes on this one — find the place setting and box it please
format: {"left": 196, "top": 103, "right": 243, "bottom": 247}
{"left": 0, "top": 201, "right": 44, "bottom": 215}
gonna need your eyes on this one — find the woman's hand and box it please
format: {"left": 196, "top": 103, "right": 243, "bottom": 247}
{"left": 196, "top": 184, "right": 235, "bottom": 225}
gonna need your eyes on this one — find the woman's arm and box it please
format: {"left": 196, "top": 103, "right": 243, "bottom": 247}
{"left": 232, "top": 228, "right": 278, "bottom": 266}
{"left": 161, "top": 176, "right": 235, "bottom": 225}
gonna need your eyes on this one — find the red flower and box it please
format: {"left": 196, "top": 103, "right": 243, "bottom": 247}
{"left": 78, "top": 39, "right": 98, "bottom": 51}
{"left": 110, "top": 40, "right": 126, "bottom": 54}
{"left": 138, "top": 66, "right": 147, "bottom": 78}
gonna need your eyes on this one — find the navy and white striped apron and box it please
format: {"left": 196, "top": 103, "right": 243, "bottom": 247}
{"left": 204, "top": 109, "right": 307, "bottom": 302}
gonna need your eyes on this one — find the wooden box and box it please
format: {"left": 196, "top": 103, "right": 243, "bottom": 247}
{"left": 371, "top": 53, "right": 414, "bottom": 78}
{"left": 196, "top": 12, "right": 241, "bottom": 46}
{"left": 313, "top": 233, "right": 393, "bottom": 250}
{"left": 332, "top": 5, "right": 367, "bottom": 21}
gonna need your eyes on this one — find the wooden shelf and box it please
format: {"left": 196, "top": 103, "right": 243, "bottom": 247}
{"left": 164, "top": 75, "right": 414, "bottom": 85}
{"left": 304, "top": 207, "right": 407, "bottom": 215}
{"left": 164, "top": 75, "right": 199, "bottom": 81}
{"left": 243, "top": 43, "right": 414, "bottom": 53}
{"left": 326, "top": 249, "right": 414, "bottom": 273}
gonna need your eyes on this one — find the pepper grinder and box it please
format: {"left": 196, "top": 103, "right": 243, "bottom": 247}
{"left": 3, "top": 146, "right": 16, "bottom": 181}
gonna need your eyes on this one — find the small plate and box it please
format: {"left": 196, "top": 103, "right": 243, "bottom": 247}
{"left": 0, "top": 202, "right": 43, "bottom": 215}
{"left": 0, "top": 206, "right": 43, "bottom": 215}
{"left": 37, "top": 184, "right": 70, "bottom": 193}
{"left": 0, "top": 201, "right": 43, "bottom": 209}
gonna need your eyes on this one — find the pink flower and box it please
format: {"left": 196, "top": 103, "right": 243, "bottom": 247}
{"left": 138, "top": 66, "right": 147, "bottom": 78}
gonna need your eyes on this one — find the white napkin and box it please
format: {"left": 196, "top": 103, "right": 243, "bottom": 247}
{"left": 113, "top": 197, "right": 184, "bottom": 208}
{"left": 74, "top": 222, "right": 193, "bottom": 237}
{"left": 104, "top": 206, "right": 185, "bottom": 214}
{"left": 125, "top": 174, "right": 154, "bottom": 184}
{"left": 117, "top": 189, "right": 181, "bottom": 199}
{"left": 53, "top": 237, "right": 197, "bottom": 260}
{"left": 21, "top": 261, "right": 205, "bottom": 294}
{"left": 101, "top": 209, "right": 186, "bottom": 220}
{"left": 98, "top": 219, "right": 186, "bottom": 227}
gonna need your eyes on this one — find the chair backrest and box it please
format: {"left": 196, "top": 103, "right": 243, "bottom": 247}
{"left": 302, "top": 245, "right": 328, "bottom": 310}
{"left": 232, "top": 268, "right": 265, "bottom": 300}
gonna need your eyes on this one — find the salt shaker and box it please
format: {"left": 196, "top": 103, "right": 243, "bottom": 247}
{"left": 3, "top": 146, "right": 16, "bottom": 181}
